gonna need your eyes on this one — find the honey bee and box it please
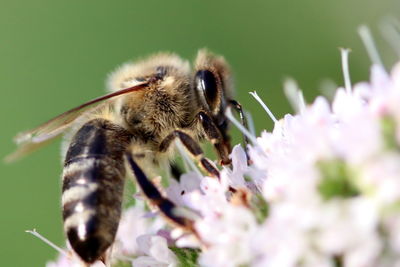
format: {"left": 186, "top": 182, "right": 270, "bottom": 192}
{"left": 7, "top": 49, "right": 249, "bottom": 265}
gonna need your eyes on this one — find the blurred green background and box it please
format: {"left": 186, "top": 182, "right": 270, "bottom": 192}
{"left": 1, "top": 0, "right": 399, "bottom": 266}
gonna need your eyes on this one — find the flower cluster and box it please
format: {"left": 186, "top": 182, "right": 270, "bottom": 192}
{"left": 44, "top": 29, "right": 400, "bottom": 267}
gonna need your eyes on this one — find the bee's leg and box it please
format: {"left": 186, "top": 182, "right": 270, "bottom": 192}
{"left": 197, "top": 111, "right": 231, "bottom": 166}
{"left": 159, "top": 130, "right": 220, "bottom": 178}
{"left": 125, "top": 152, "right": 195, "bottom": 232}
{"left": 228, "top": 100, "right": 251, "bottom": 162}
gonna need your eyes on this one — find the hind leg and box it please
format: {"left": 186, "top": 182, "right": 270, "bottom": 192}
{"left": 125, "top": 152, "right": 196, "bottom": 233}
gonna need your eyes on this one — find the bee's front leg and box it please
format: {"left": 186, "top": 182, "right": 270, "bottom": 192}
{"left": 197, "top": 111, "right": 231, "bottom": 166}
{"left": 228, "top": 100, "right": 251, "bottom": 163}
{"left": 197, "top": 100, "right": 252, "bottom": 166}
{"left": 159, "top": 130, "right": 220, "bottom": 178}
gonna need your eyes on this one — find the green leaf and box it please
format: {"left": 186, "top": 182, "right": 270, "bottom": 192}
{"left": 170, "top": 247, "right": 200, "bottom": 267}
{"left": 317, "top": 159, "right": 359, "bottom": 200}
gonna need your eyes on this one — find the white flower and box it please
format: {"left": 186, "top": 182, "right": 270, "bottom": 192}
{"left": 132, "top": 234, "right": 178, "bottom": 267}
{"left": 197, "top": 205, "right": 257, "bottom": 267}
{"left": 41, "top": 25, "right": 400, "bottom": 267}
{"left": 360, "top": 153, "right": 400, "bottom": 205}
{"left": 114, "top": 204, "right": 164, "bottom": 256}
{"left": 165, "top": 171, "right": 202, "bottom": 207}
{"left": 221, "top": 145, "right": 249, "bottom": 189}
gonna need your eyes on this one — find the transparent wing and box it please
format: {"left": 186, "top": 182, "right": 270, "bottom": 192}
{"left": 5, "top": 82, "right": 149, "bottom": 162}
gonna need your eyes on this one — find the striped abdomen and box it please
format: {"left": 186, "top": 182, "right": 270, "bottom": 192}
{"left": 62, "top": 119, "right": 132, "bottom": 263}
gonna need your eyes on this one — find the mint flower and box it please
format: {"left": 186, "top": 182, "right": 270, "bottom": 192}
{"left": 38, "top": 21, "right": 400, "bottom": 267}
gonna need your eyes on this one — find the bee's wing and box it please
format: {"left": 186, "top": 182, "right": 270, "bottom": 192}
{"left": 5, "top": 82, "right": 149, "bottom": 162}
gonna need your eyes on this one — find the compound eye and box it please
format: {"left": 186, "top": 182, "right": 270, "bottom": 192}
{"left": 195, "top": 70, "right": 219, "bottom": 112}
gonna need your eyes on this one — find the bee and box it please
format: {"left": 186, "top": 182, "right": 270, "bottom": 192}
{"left": 7, "top": 49, "right": 249, "bottom": 265}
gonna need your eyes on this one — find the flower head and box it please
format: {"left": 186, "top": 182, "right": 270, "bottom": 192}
{"left": 42, "top": 23, "right": 400, "bottom": 267}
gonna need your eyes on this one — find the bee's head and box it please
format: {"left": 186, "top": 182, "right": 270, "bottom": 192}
{"left": 194, "top": 49, "right": 233, "bottom": 126}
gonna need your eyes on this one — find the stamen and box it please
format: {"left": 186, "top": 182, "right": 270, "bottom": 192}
{"left": 358, "top": 25, "right": 384, "bottom": 67}
{"left": 249, "top": 91, "right": 278, "bottom": 124}
{"left": 225, "top": 107, "right": 258, "bottom": 144}
{"left": 380, "top": 17, "right": 400, "bottom": 58}
{"left": 340, "top": 48, "right": 352, "bottom": 94}
{"left": 283, "top": 78, "right": 306, "bottom": 113}
{"left": 26, "top": 229, "right": 68, "bottom": 257}
{"left": 297, "top": 90, "right": 306, "bottom": 113}
{"left": 175, "top": 140, "right": 203, "bottom": 177}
